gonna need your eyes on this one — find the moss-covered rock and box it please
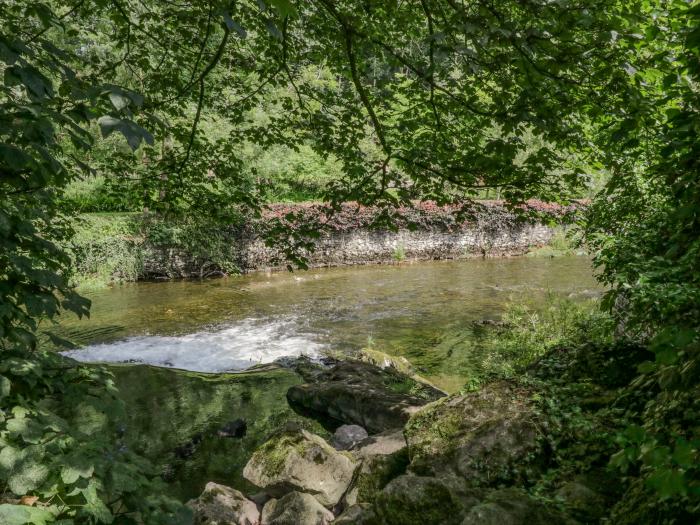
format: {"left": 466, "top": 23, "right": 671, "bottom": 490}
{"left": 556, "top": 481, "right": 606, "bottom": 522}
{"left": 373, "top": 475, "right": 482, "bottom": 525}
{"left": 334, "top": 503, "right": 379, "bottom": 524}
{"left": 187, "top": 482, "right": 260, "bottom": 525}
{"left": 461, "top": 488, "right": 578, "bottom": 525}
{"left": 349, "top": 430, "right": 410, "bottom": 505}
{"left": 405, "top": 381, "right": 546, "bottom": 486}
{"left": 287, "top": 361, "right": 445, "bottom": 433}
{"left": 243, "top": 425, "right": 356, "bottom": 507}
{"left": 261, "top": 491, "right": 334, "bottom": 525}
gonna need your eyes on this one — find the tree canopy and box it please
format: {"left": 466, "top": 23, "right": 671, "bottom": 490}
{"left": 1, "top": 0, "right": 700, "bottom": 522}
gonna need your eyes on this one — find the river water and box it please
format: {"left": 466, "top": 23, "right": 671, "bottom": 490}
{"left": 60, "top": 256, "right": 599, "bottom": 392}
{"left": 53, "top": 256, "right": 600, "bottom": 498}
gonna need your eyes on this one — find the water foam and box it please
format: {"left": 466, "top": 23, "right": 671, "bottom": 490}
{"left": 62, "top": 317, "right": 324, "bottom": 372}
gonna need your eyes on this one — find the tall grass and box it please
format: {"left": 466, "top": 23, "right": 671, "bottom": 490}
{"left": 464, "top": 295, "right": 613, "bottom": 390}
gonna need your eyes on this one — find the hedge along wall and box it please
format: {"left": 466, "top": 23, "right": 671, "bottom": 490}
{"left": 138, "top": 200, "right": 581, "bottom": 278}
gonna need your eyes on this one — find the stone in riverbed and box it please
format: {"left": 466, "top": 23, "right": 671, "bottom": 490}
{"left": 261, "top": 491, "right": 334, "bottom": 525}
{"left": 405, "top": 381, "right": 546, "bottom": 487}
{"left": 287, "top": 361, "right": 444, "bottom": 433}
{"left": 243, "top": 425, "right": 356, "bottom": 508}
{"left": 187, "top": 482, "right": 260, "bottom": 525}
{"left": 217, "top": 418, "right": 247, "bottom": 438}
{"left": 332, "top": 424, "right": 369, "bottom": 450}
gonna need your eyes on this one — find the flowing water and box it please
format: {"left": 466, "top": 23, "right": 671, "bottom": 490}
{"left": 52, "top": 256, "right": 600, "bottom": 499}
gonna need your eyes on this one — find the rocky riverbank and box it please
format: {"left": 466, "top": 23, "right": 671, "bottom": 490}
{"left": 183, "top": 338, "right": 649, "bottom": 525}
{"left": 70, "top": 201, "right": 582, "bottom": 285}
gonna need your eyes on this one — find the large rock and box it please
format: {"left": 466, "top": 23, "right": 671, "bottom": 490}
{"left": 461, "top": 488, "right": 578, "bottom": 525}
{"left": 405, "top": 381, "right": 546, "bottom": 486}
{"left": 332, "top": 424, "right": 369, "bottom": 450}
{"left": 345, "top": 430, "right": 410, "bottom": 505}
{"left": 243, "top": 426, "right": 356, "bottom": 507}
{"left": 261, "top": 491, "right": 334, "bottom": 525}
{"left": 373, "top": 475, "right": 482, "bottom": 525}
{"left": 187, "top": 482, "right": 260, "bottom": 525}
{"left": 556, "top": 480, "right": 606, "bottom": 522}
{"left": 287, "top": 361, "right": 444, "bottom": 433}
{"left": 334, "top": 504, "right": 378, "bottom": 524}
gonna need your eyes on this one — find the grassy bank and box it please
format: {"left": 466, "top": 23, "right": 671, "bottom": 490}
{"left": 68, "top": 213, "right": 241, "bottom": 289}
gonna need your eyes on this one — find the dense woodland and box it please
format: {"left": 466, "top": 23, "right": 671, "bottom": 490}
{"left": 1, "top": 0, "right": 699, "bottom": 523}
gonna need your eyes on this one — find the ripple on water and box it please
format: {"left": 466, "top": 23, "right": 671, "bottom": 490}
{"left": 62, "top": 317, "right": 325, "bottom": 373}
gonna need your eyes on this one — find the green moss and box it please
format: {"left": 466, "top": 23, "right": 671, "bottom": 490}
{"left": 252, "top": 431, "right": 318, "bottom": 478}
{"left": 374, "top": 478, "right": 464, "bottom": 525}
{"left": 355, "top": 451, "right": 410, "bottom": 503}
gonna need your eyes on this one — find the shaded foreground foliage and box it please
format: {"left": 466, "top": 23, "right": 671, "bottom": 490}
{"left": 1, "top": 0, "right": 699, "bottom": 522}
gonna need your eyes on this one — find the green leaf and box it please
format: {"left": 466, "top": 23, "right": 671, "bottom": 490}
{"left": 7, "top": 417, "right": 45, "bottom": 444}
{"left": 8, "top": 461, "right": 50, "bottom": 495}
{"left": 0, "top": 144, "right": 32, "bottom": 172}
{"left": 0, "top": 504, "right": 56, "bottom": 525}
{"left": 646, "top": 467, "right": 687, "bottom": 499}
{"left": 60, "top": 457, "right": 94, "bottom": 485}
{"left": 269, "top": 0, "right": 296, "bottom": 17}
{"left": 97, "top": 116, "right": 154, "bottom": 151}
{"left": 0, "top": 375, "right": 10, "bottom": 399}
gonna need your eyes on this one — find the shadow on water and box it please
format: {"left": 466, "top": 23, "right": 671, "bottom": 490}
{"left": 110, "top": 364, "right": 327, "bottom": 500}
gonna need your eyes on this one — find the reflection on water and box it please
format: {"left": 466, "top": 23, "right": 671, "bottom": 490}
{"left": 56, "top": 256, "right": 599, "bottom": 390}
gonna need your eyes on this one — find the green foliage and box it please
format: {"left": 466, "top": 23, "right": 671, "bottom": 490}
{"left": 391, "top": 244, "right": 406, "bottom": 262}
{"left": 68, "top": 214, "right": 143, "bottom": 288}
{"left": 526, "top": 228, "right": 584, "bottom": 258}
{"left": 0, "top": 348, "right": 191, "bottom": 523}
{"left": 467, "top": 297, "right": 613, "bottom": 390}
{"left": 2, "top": 0, "right": 700, "bottom": 520}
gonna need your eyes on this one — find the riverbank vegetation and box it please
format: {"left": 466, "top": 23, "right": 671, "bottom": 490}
{"left": 2, "top": 0, "right": 699, "bottom": 523}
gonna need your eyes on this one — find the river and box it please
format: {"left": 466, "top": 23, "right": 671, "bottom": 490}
{"left": 53, "top": 256, "right": 599, "bottom": 498}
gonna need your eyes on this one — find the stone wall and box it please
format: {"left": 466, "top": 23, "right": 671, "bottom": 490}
{"left": 140, "top": 221, "right": 554, "bottom": 279}
{"left": 137, "top": 201, "right": 580, "bottom": 278}
{"left": 235, "top": 223, "right": 554, "bottom": 272}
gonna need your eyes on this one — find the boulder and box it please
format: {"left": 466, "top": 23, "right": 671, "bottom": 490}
{"left": 332, "top": 424, "right": 369, "bottom": 450}
{"left": 287, "top": 361, "right": 444, "bottom": 433}
{"left": 347, "top": 430, "right": 410, "bottom": 505}
{"left": 243, "top": 426, "right": 356, "bottom": 507}
{"left": 187, "top": 482, "right": 260, "bottom": 525}
{"left": 261, "top": 491, "right": 334, "bottom": 525}
{"left": 461, "top": 488, "right": 578, "bottom": 525}
{"left": 373, "top": 475, "right": 482, "bottom": 525}
{"left": 556, "top": 481, "right": 606, "bottom": 521}
{"left": 334, "top": 504, "right": 378, "bottom": 524}
{"left": 405, "top": 381, "right": 546, "bottom": 486}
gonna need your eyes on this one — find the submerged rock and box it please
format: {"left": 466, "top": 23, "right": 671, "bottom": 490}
{"left": 261, "top": 491, "right": 334, "bottom": 525}
{"left": 405, "top": 381, "right": 545, "bottom": 486}
{"left": 243, "top": 425, "right": 356, "bottom": 507}
{"left": 287, "top": 361, "right": 444, "bottom": 433}
{"left": 187, "top": 482, "right": 260, "bottom": 525}
{"left": 173, "top": 432, "right": 204, "bottom": 459}
{"left": 217, "top": 418, "right": 247, "bottom": 438}
{"left": 461, "top": 488, "right": 578, "bottom": 525}
{"left": 332, "top": 424, "right": 369, "bottom": 450}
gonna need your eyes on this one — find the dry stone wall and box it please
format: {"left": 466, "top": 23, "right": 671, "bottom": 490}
{"left": 236, "top": 223, "right": 553, "bottom": 272}
{"left": 139, "top": 201, "right": 576, "bottom": 278}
